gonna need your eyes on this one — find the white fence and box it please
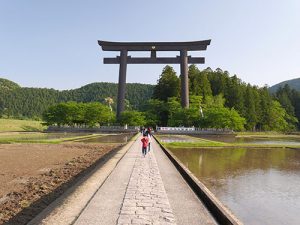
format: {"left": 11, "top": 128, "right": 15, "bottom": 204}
{"left": 156, "top": 126, "right": 233, "bottom": 134}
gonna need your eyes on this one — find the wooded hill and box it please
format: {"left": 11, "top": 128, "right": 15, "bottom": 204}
{"left": 269, "top": 77, "right": 300, "bottom": 93}
{"left": 143, "top": 66, "right": 300, "bottom": 131}
{"left": 0, "top": 78, "right": 154, "bottom": 119}
{"left": 2, "top": 66, "right": 300, "bottom": 131}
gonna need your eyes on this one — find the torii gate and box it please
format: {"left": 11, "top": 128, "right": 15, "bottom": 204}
{"left": 98, "top": 40, "right": 211, "bottom": 119}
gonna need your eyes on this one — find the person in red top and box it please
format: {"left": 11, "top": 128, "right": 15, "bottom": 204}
{"left": 141, "top": 133, "right": 149, "bottom": 157}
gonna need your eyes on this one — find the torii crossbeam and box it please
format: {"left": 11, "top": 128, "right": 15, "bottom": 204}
{"left": 98, "top": 40, "right": 211, "bottom": 119}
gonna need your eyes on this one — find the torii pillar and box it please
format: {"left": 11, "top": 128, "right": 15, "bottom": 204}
{"left": 98, "top": 40, "right": 211, "bottom": 119}
{"left": 180, "top": 49, "right": 189, "bottom": 108}
{"left": 117, "top": 50, "right": 128, "bottom": 119}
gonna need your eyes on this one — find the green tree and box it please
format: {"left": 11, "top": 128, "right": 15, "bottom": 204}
{"left": 275, "top": 84, "right": 295, "bottom": 115}
{"left": 119, "top": 110, "right": 146, "bottom": 126}
{"left": 43, "top": 102, "right": 112, "bottom": 127}
{"left": 142, "top": 99, "right": 168, "bottom": 126}
{"left": 243, "top": 85, "right": 258, "bottom": 130}
{"left": 200, "top": 107, "right": 246, "bottom": 131}
{"left": 189, "top": 65, "right": 212, "bottom": 99}
{"left": 224, "top": 75, "right": 244, "bottom": 113}
{"left": 84, "top": 102, "right": 111, "bottom": 127}
{"left": 153, "top": 66, "right": 180, "bottom": 101}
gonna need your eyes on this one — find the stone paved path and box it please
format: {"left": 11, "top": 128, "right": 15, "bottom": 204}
{"left": 73, "top": 135, "right": 216, "bottom": 225}
{"left": 117, "top": 149, "right": 176, "bottom": 225}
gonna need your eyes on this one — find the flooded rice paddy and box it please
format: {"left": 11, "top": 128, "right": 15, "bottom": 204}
{"left": 168, "top": 137, "right": 300, "bottom": 225}
{"left": 194, "top": 134, "right": 300, "bottom": 146}
{"left": 157, "top": 135, "right": 197, "bottom": 143}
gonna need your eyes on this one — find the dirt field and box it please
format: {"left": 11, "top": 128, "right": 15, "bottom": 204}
{"left": 0, "top": 142, "right": 121, "bottom": 224}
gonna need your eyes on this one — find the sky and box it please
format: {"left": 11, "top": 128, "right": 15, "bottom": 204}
{"left": 0, "top": 0, "right": 300, "bottom": 90}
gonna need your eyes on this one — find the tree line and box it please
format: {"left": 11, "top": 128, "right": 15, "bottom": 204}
{"left": 2, "top": 66, "right": 300, "bottom": 131}
{"left": 145, "top": 65, "right": 299, "bottom": 131}
{"left": 117, "top": 65, "right": 299, "bottom": 131}
{"left": 0, "top": 80, "right": 154, "bottom": 119}
{"left": 42, "top": 102, "right": 113, "bottom": 127}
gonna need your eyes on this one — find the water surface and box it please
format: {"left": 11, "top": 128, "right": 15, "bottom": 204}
{"left": 170, "top": 147, "right": 300, "bottom": 225}
{"left": 190, "top": 134, "right": 300, "bottom": 146}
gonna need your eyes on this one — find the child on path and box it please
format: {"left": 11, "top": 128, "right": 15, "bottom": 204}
{"left": 141, "top": 134, "right": 149, "bottom": 157}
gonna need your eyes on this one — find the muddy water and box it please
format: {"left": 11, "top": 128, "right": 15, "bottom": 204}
{"left": 170, "top": 147, "right": 300, "bottom": 225}
{"left": 80, "top": 133, "right": 134, "bottom": 143}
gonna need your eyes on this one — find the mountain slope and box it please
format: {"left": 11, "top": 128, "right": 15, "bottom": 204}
{"left": 0, "top": 79, "right": 154, "bottom": 118}
{"left": 269, "top": 77, "right": 300, "bottom": 93}
{"left": 0, "top": 78, "right": 20, "bottom": 91}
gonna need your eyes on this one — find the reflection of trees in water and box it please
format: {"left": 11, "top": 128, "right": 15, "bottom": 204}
{"left": 171, "top": 147, "right": 300, "bottom": 225}
{"left": 189, "top": 134, "right": 300, "bottom": 145}
{"left": 170, "top": 147, "right": 300, "bottom": 187}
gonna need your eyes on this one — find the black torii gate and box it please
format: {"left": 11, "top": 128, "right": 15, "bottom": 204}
{"left": 98, "top": 40, "right": 211, "bottom": 119}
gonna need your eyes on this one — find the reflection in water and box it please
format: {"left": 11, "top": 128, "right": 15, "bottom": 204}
{"left": 236, "top": 138, "right": 300, "bottom": 146}
{"left": 80, "top": 134, "right": 133, "bottom": 143}
{"left": 170, "top": 147, "right": 300, "bottom": 225}
{"left": 192, "top": 134, "right": 300, "bottom": 145}
{"left": 158, "top": 135, "right": 197, "bottom": 143}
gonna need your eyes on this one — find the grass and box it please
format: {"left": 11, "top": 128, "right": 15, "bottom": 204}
{"left": 0, "top": 118, "right": 46, "bottom": 132}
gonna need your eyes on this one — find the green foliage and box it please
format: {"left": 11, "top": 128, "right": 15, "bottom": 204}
{"left": 0, "top": 81, "right": 154, "bottom": 119}
{"left": 0, "top": 78, "right": 20, "bottom": 91}
{"left": 43, "top": 102, "right": 113, "bottom": 127}
{"left": 189, "top": 65, "right": 212, "bottom": 99}
{"left": 243, "top": 85, "right": 258, "bottom": 130}
{"left": 142, "top": 99, "right": 167, "bottom": 127}
{"left": 200, "top": 107, "right": 246, "bottom": 131}
{"left": 168, "top": 107, "right": 201, "bottom": 127}
{"left": 153, "top": 66, "right": 180, "bottom": 101}
{"left": 2, "top": 66, "right": 300, "bottom": 131}
{"left": 84, "top": 102, "right": 112, "bottom": 127}
{"left": 149, "top": 66, "right": 298, "bottom": 131}
{"left": 119, "top": 110, "right": 146, "bottom": 126}
{"left": 274, "top": 84, "right": 300, "bottom": 129}
{"left": 265, "top": 100, "right": 297, "bottom": 131}
{"left": 167, "top": 96, "right": 202, "bottom": 127}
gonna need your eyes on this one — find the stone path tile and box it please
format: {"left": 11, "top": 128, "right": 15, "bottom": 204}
{"left": 117, "top": 149, "right": 176, "bottom": 225}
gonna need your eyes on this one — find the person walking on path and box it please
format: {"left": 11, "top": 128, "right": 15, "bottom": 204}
{"left": 141, "top": 133, "right": 148, "bottom": 157}
{"left": 147, "top": 127, "right": 152, "bottom": 136}
{"left": 147, "top": 133, "right": 152, "bottom": 152}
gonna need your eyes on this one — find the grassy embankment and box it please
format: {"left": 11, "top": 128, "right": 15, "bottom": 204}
{"left": 0, "top": 119, "right": 106, "bottom": 143}
{"left": 0, "top": 118, "right": 46, "bottom": 132}
{"left": 156, "top": 134, "right": 300, "bottom": 149}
